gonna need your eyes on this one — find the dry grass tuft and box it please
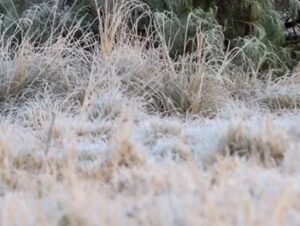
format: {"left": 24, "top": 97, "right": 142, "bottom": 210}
{"left": 187, "top": 74, "right": 229, "bottom": 116}
{"left": 96, "top": 116, "right": 145, "bottom": 182}
{"left": 0, "top": 138, "right": 10, "bottom": 168}
{"left": 221, "top": 119, "right": 287, "bottom": 166}
{"left": 58, "top": 213, "right": 86, "bottom": 226}
{"left": 110, "top": 117, "right": 145, "bottom": 168}
{"left": 12, "top": 152, "right": 44, "bottom": 171}
{"left": 258, "top": 74, "right": 300, "bottom": 110}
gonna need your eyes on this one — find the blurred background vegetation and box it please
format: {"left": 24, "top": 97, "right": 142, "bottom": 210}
{"left": 1, "top": 0, "right": 300, "bottom": 75}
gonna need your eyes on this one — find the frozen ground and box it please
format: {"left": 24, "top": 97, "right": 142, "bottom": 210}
{"left": 0, "top": 36, "right": 300, "bottom": 225}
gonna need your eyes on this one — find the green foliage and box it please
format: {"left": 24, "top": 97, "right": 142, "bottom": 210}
{"left": 153, "top": 7, "right": 222, "bottom": 57}
{"left": 142, "top": 0, "right": 293, "bottom": 73}
{"left": 289, "top": 0, "right": 300, "bottom": 20}
{"left": 0, "top": 0, "right": 54, "bottom": 45}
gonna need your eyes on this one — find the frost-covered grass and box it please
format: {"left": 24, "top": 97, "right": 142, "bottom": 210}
{"left": 1, "top": 8, "right": 300, "bottom": 226}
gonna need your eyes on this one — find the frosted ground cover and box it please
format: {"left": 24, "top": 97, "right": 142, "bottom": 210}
{"left": 1, "top": 25, "right": 300, "bottom": 225}
{"left": 1, "top": 98, "right": 300, "bottom": 225}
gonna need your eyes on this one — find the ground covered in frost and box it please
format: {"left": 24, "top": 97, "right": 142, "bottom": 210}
{"left": 1, "top": 37, "right": 300, "bottom": 226}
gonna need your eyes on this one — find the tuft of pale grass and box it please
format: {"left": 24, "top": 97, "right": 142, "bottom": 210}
{"left": 108, "top": 116, "right": 145, "bottom": 169}
{"left": 187, "top": 73, "right": 229, "bottom": 116}
{"left": 220, "top": 118, "right": 288, "bottom": 166}
{"left": 257, "top": 73, "right": 300, "bottom": 110}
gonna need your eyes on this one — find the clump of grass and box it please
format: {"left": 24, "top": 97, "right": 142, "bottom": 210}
{"left": 0, "top": 137, "right": 17, "bottom": 189}
{"left": 109, "top": 142, "right": 144, "bottom": 168}
{"left": 109, "top": 120, "right": 145, "bottom": 168}
{"left": 58, "top": 213, "right": 85, "bottom": 226}
{"left": 12, "top": 151, "right": 43, "bottom": 171}
{"left": 98, "top": 117, "right": 145, "bottom": 182}
{"left": 0, "top": 138, "right": 10, "bottom": 167}
{"left": 0, "top": 35, "right": 93, "bottom": 111}
{"left": 220, "top": 120, "right": 287, "bottom": 166}
{"left": 257, "top": 73, "right": 300, "bottom": 110}
{"left": 187, "top": 73, "right": 228, "bottom": 116}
